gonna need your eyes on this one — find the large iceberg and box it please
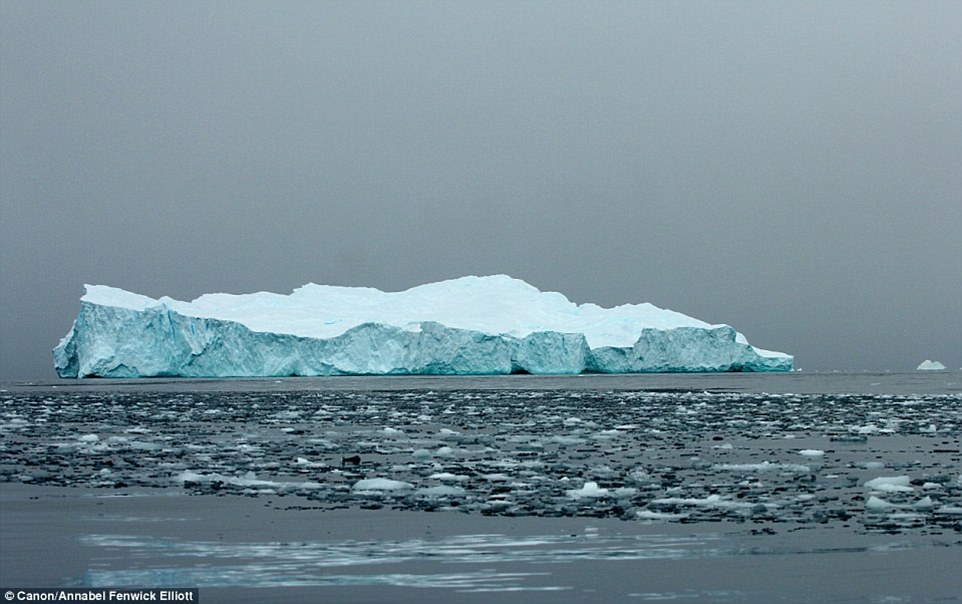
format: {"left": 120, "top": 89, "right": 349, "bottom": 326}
{"left": 53, "top": 275, "right": 792, "bottom": 377}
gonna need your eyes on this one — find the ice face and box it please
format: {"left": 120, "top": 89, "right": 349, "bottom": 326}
{"left": 53, "top": 275, "right": 793, "bottom": 377}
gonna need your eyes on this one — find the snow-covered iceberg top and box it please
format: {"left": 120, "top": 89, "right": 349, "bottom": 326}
{"left": 54, "top": 275, "right": 793, "bottom": 377}
{"left": 916, "top": 360, "right": 946, "bottom": 371}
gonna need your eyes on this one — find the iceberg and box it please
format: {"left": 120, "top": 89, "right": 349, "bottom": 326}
{"left": 53, "top": 275, "right": 793, "bottom": 378}
{"left": 916, "top": 360, "right": 946, "bottom": 371}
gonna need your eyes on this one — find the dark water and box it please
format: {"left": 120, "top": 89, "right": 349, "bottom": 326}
{"left": 7, "top": 369, "right": 961, "bottom": 395}
{"left": 1, "top": 372, "right": 961, "bottom": 602}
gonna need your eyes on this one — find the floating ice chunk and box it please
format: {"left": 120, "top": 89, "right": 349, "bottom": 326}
{"left": 417, "top": 485, "right": 467, "bottom": 497}
{"left": 549, "top": 435, "right": 585, "bottom": 445}
{"left": 866, "top": 495, "right": 897, "bottom": 510}
{"left": 864, "top": 476, "right": 913, "bottom": 492}
{"left": 79, "top": 434, "right": 99, "bottom": 443}
{"left": 649, "top": 494, "right": 751, "bottom": 510}
{"left": 429, "top": 472, "right": 469, "bottom": 482}
{"left": 175, "top": 470, "right": 321, "bottom": 491}
{"left": 293, "top": 457, "right": 326, "bottom": 468}
{"left": 936, "top": 506, "right": 962, "bottom": 515}
{"left": 916, "top": 360, "right": 946, "bottom": 371}
{"left": 483, "top": 473, "right": 512, "bottom": 482}
{"left": 913, "top": 496, "right": 935, "bottom": 510}
{"left": 798, "top": 449, "right": 825, "bottom": 457}
{"left": 382, "top": 427, "right": 403, "bottom": 435}
{"left": 352, "top": 478, "right": 414, "bottom": 492}
{"left": 567, "top": 481, "right": 609, "bottom": 499}
{"left": 636, "top": 510, "right": 688, "bottom": 521}
{"left": 54, "top": 275, "right": 793, "bottom": 377}
{"left": 712, "top": 461, "right": 810, "bottom": 473}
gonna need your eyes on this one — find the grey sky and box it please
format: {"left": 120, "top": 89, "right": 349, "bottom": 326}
{"left": 2, "top": 0, "right": 960, "bottom": 379}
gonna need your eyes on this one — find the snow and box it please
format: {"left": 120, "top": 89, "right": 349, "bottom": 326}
{"left": 916, "top": 360, "right": 947, "bottom": 371}
{"left": 54, "top": 275, "right": 793, "bottom": 378}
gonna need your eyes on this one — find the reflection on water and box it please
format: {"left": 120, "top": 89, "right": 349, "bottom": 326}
{"left": 630, "top": 590, "right": 744, "bottom": 601}
{"left": 79, "top": 530, "right": 935, "bottom": 591}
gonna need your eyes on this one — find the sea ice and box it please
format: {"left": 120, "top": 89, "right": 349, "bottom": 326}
{"left": 711, "top": 461, "right": 811, "bottom": 473}
{"left": 352, "top": 478, "right": 414, "bottom": 492}
{"left": 567, "top": 481, "right": 610, "bottom": 499}
{"left": 864, "top": 476, "right": 913, "bottom": 492}
{"left": 53, "top": 275, "right": 793, "bottom": 377}
{"left": 417, "top": 485, "right": 467, "bottom": 497}
{"left": 866, "top": 495, "right": 898, "bottom": 510}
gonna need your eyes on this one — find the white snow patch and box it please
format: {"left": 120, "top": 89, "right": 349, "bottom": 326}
{"left": 81, "top": 276, "right": 719, "bottom": 348}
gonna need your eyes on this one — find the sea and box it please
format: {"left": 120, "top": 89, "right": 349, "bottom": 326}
{"left": 1, "top": 371, "right": 960, "bottom": 603}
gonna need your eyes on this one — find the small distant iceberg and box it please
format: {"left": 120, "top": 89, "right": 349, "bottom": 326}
{"left": 916, "top": 360, "right": 947, "bottom": 371}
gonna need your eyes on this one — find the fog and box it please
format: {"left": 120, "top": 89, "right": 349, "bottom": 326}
{"left": 2, "top": 1, "right": 960, "bottom": 379}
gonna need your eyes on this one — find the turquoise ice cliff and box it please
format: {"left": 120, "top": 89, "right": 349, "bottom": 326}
{"left": 54, "top": 275, "right": 792, "bottom": 377}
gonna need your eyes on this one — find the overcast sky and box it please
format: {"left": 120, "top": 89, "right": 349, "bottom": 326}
{"left": 1, "top": 0, "right": 960, "bottom": 379}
